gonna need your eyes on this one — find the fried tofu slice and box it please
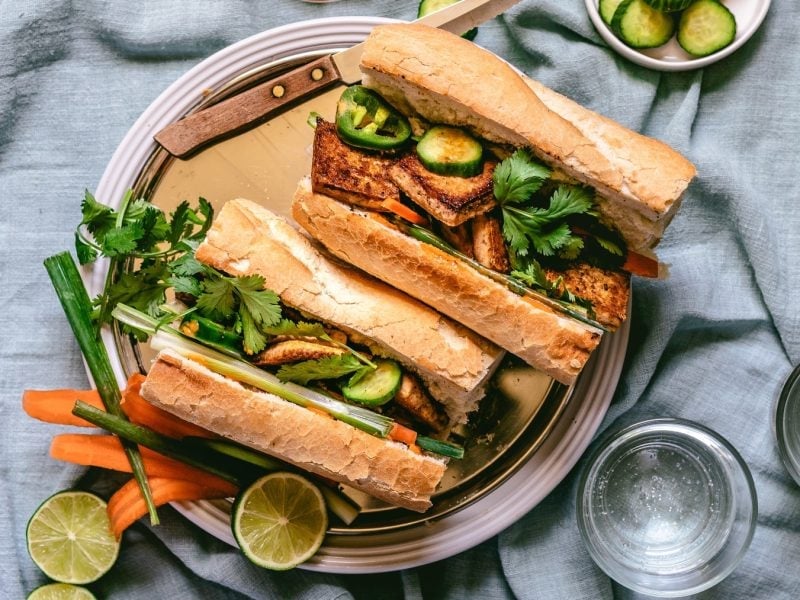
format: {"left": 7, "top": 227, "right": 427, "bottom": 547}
{"left": 439, "top": 222, "right": 474, "bottom": 258}
{"left": 253, "top": 339, "right": 345, "bottom": 366}
{"left": 311, "top": 119, "right": 400, "bottom": 210}
{"left": 394, "top": 374, "right": 449, "bottom": 433}
{"left": 389, "top": 154, "right": 497, "bottom": 227}
{"left": 544, "top": 264, "right": 630, "bottom": 331}
{"left": 471, "top": 214, "right": 509, "bottom": 272}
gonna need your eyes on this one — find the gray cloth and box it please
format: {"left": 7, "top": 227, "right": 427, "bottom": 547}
{"left": 2, "top": 1, "right": 798, "bottom": 598}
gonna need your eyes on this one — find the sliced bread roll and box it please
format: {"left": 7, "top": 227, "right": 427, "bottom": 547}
{"left": 141, "top": 349, "right": 447, "bottom": 512}
{"left": 292, "top": 180, "right": 602, "bottom": 386}
{"left": 359, "top": 23, "right": 696, "bottom": 252}
{"left": 195, "top": 198, "right": 504, "bottom": 427}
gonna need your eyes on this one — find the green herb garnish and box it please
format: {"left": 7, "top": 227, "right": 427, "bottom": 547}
{"left": 493, "top": 151, "right": 593, "bottom": 260}
{"left": 276, "top": 354, "right": 371, "bottom": 386}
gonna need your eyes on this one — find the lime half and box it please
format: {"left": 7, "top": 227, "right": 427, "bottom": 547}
{"left": 232, "top": 472, "right": 328, "bottom": 570}
{"left": 26, "top": 491, "right": 119, "bottom": 584}
{"left": 27, "top": 583, "right": 97, "bottom": 600}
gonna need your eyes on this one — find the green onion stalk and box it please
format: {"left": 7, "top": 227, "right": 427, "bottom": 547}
{"left": 44, "top": 251, "right": 160, "bottom": 524}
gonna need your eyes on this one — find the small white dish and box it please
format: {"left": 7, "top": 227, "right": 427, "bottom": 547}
{"left": 585, "top": 0, "right": 771, "bottom": 71}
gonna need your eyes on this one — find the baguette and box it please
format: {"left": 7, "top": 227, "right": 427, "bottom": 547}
{"left": 195, "top": 198, "right": 504, "bottom": 427}
{"left": 292, "top": 24, "right": 696, "bottom": 384}
{"left": 359, "top": 23, "right": 696, "bottom": 252}
{"left": 292, "top": 179, "right": 602, "bottom": 386}
{"left": 140, "top": 349, "right": 447, "bottom": 512}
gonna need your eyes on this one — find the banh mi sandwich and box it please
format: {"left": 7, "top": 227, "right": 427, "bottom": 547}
{"left": 139, "top": 199, "right": 504, "bottom": 512}
{"left": 292, "top": 23, "right": 696, "bottom": 385}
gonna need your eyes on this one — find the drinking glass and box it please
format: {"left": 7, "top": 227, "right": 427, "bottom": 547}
{"left": 576, "top": 418, "right": 757, "bottom": 597}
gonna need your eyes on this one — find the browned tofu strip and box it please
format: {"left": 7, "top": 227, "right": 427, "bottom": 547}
{"left": 394, "top": 374, "right": 448, "bottom": 433}
{"left": 544, "top": 264, "right": 630, "bottom": 331}
{"left": 311, "top": 119, "right": 400, "bottom": 210}
{"left": 389, "top": 154, "right": 497, "bottom": 227}
{"left": 253, "top": 339, "right": 345, "bottom": 366}
{"left": 439, "top": 222, "right": 474, "bottom": 258}
{"left": 471, "top": 214, "right": 509, "bottom": 272}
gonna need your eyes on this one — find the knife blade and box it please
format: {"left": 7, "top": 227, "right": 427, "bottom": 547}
{"left": 154, "top": 0, "right": 521, "bottom": 158}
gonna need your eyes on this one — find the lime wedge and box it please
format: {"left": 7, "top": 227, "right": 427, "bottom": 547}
{"left": 232, "top": 472, "right": 327, "bottom": 570}
{"left": 26, "top": 491, "right": 119, "bottom": 584}
{"left": 27, "top": 583, "right": 97, "bottom": 600}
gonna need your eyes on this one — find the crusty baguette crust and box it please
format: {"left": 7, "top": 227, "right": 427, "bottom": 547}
{"left": 292, "top": 181, "right": 602, "bottom": 386}
{"left": 141, "top": 350, "right": 447, "bottom": 512}
{"left": 195, "top": 199, "right": 503, "bottom": 426}
{"left": 360, "top": 24, "right": 696, "bottom": 251}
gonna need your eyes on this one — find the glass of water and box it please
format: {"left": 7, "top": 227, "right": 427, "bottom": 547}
{"left": 775, "top": 364, "right": 800, "bottom": 485}
{"left": 576, "top": 418, "right": 757, "bottom": 597}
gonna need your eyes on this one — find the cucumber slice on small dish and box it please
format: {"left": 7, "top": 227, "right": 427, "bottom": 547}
{"left": 418, "top": 0, "right": 478, "bottom": 40}
{"left": 611, "top": 0, "right": 675, "bottom": 49}
{"left": 341, "top": 359, "right": 402, "bottom": 406}
{"left": 677, "top": 0, "right": 736, "bottom": 57}
{"left": 599, "top": 0, "right": 625, "bottom": 26}
{"left": 643, "top": 0, "right": 692, "bottom": 11}
{"left": 416, "top": 126, "right": 483, "bottom": 177}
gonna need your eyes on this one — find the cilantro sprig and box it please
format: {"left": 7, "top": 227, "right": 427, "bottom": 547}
{"left": 493, "top": 150, "right": 594, "bottom": 261}
{"left": 77, "top": 190, "right": 213, "bottom": 328}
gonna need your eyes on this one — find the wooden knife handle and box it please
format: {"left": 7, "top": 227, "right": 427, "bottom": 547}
{"left": 154, "top": 55, "right": 341, "bottom": 158}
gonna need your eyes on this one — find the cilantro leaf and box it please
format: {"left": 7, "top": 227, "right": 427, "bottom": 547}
{"left": 234, "top": 275, "right": 282, "bottom": 327}
{"left": 101, "top": 221, "right": 144, "bottom": 257}
{"left": 276, "top": 354, "right": 367, "bottom": 385}
{"left": 196, "top": 278, "right": 237, "bottom": 321}
{"left": 168, "top": 275, "right": 204, "bottom": 297}
{"left": 262, "top": 319, "right": 329, "bottom": 339}
{"left": 80, "top": 190, "right": 117, "bottom": 242}
{"left": 501, "top": 184, "right": 593, "bottom": 259}
{"left": 493, "top": 149, "right": 551, "bottom": 205}
{"left": 240, "top": 306, "right": 268, "bottom": 355}
{"left": 75, "top": 232, "right": 98, "bottom": 265}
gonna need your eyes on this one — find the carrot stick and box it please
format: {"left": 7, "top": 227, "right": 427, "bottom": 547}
{"left": 388, "top": 422, "right": 418, "bottom": 447}
{"left": 49, "top": 433, "right": 238, "bottom": 497}
{"left": 121, "top": 374, "right": 215, "bottom": 439}
{"left": 108, "top": 476, "right": 234, "bottom": 539}
{"left": 22, "top": 388, "right": 104, "bottom": 427}
{"left": 622, "top": 251, "right": 660, "bottom": 278}
{"left": 382, "top": 198, "right": 429, "bottom": 226}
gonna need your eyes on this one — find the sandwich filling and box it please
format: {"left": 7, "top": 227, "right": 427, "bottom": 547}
{"left": 310, "top": 94, "right": 637, "bottom": 331}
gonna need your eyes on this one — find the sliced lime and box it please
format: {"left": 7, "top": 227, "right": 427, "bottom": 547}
{"left": 27, "top": 583, "right": 97, "bottom": 600}
{"left": 232, "top": 472, "right": 327, "bottom": 570}
{"left": 26, "top": 491, "right": 119, "bottom": 584}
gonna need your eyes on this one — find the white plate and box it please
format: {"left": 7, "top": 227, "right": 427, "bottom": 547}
{"left": 88, "top": 16, "right": 629, "bottom": 573}
{"left": 586, "top": 0, "right": 771, "bottom": 71}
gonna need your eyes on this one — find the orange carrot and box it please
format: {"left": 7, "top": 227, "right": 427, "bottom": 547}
{"left": 49, "top": 433, "right": 237, "bottom": 496}
{"left": 382, "top": 198, "right": 429, "bottom": 226}
{"left": 121, "top": 374, "right": 215, "bottom": 439}
{"left": 22, "top": 388, "right": 105, "bottom": 427}
{"left": 108, "top": 476, "right": 234, "bottom": 539}
{"left": 622, "top": 251, "right": 660, "bottom": 278}
{"left": 388, "top": 422, "right": 418, "bottom": 447}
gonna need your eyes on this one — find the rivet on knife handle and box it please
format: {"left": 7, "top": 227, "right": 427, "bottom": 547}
{"left": 154, "top": 55, "right": 341, "bottom": 159}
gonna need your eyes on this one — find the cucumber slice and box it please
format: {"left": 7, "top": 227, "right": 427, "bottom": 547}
{"left": 416, "top": 126, "right": 483, "bottom": 177}
{"left": 643, "top": 0, "right": 692, "bottom": 11}
{"left": 341, "top": 359, "right": 402, "bottom": 406}
{"left": 611, "top": 0, "right": 675, "bottom": 49}
{"left": 599, "top": 0, "right": 625, "bottom": 26}
{"left": 418, "top": 0, "right": 477, "bottom": 40}
{"left": 677, "top": 0, "right": 736, "bottom": 57}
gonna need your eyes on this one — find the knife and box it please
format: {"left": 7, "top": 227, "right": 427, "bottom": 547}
{"left": 154, "top": 0, "right": 521, "bottom": 158}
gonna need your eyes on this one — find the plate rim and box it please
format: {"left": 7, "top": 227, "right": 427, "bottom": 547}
{"left": 88, "top": 15, "right": 629, "bottom": 573}
{"left": 585, "top": 0, "right": 771, "bottom": 72}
